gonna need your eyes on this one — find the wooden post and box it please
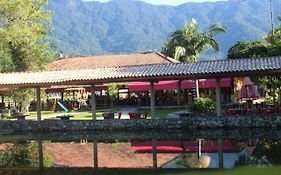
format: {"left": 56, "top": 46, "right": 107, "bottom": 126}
{"left": 218, "top": 139, "right": 224, "bottom": 169}
{"left": 61, "top": 92, "right": 64, "bottom": 101}
{"left": 150, "top": 81, "right": 156, "bottom": 120}
{"left": 91, "top": 85, "right": 97, "bottom": 120}
{"left": 278, "top": 78, "right": 281, "bottom": 106}
{"left": 272, "top": 77, "right": 277, "bottom": 107}
{"left": 93, "top": 140, "right": 98, "bottom": 168}
{"left": 216, "top": 78, "right": 222, "bottom": 117}
{"left": 38, "top": 140, "right": 44, "bottom": 172}
{"left": 198, "top": 139, "right": 202, "bottom": 159}
{"left": 177, "top": 80, "right": 182, "bottom": 109}
{"left": 36, "top": 87, "right": 41, "bottom": 121}
{"left": 183, "top": 89, "right": 188, "bottom": 111}
{"left": 152, "top": 138, "right": 157, "bottom": 168}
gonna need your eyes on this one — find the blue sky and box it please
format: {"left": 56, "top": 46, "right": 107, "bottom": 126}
{"left": 84, "top": 0, "right": 228, "bottom": 6}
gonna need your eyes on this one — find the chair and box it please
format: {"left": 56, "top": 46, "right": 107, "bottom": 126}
{"left": 256, "top": 108, "right": 263, "bottom": 114}
{"left": 142, "top": 111, "right": 148, "bottom": 119}
{"left": 264, "top": 108, "right": 273, "bottom": 115}
{"left": 102, "top": 112, "right": 114, "bottom": 120}
{"left": 224, "top": 109, "right": 230, "bottom": 116}
{"left": 228, "top": 109, "right": 238, "bottom": 116}
{"left": 241, "top": 108, "right": 249, "bottom": 115}
{"left": 276, "top": 106, "right": 281, "bottom": 113}
{"left": 117, "top": 112, "right": 122, "bottom": 119}
{"left": 129, "top": 112, "right": 141, "bottom": 119}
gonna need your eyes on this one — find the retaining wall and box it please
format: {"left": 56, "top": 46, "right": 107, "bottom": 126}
{"left": 0, "top": 115, "right": 281, "bottom": 132}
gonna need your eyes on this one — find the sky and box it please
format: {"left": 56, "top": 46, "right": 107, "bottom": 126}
{"left": 84, "top": 0, "right": 228, "bottom": 6}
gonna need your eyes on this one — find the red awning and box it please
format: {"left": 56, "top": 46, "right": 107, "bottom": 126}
{"left": 128, "top": 78, "right": 231, "bottom": 92}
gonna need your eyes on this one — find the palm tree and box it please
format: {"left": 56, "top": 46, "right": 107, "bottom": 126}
{"left": 173, "top": 19, "right": 226, "bottom": 61}
{"left": 163, "top": 19, "right": 226, "bottom": 98}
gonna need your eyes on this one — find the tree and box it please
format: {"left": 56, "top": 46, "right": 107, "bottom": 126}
{"left": 0, "top": 142, "right": 53, "bottom": 168}
{"left": 162, "top": 19, "right": 226, "bottom": 62}
{"left": 227, "top": 16, "right": 281, "bottom": 106}
{"left": 162, "top": 19, "right": 226, "bottom": 98}
{"left": 107, "top": 83, "right": 119, "bottom": 108}
{"left": 0, "top": 0, "right": 54, "bottom": 113}
{"left": 264, "top": 16, "right": 281, "bottom": 56}
{"left": 227, "top": 41, "right": 269, "bottom": 59}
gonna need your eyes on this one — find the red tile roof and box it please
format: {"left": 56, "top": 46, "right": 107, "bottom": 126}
{"left": 48, "top": 51, "right": 178, "bottom": 70}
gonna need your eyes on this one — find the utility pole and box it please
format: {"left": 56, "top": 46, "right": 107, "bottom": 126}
{"left": 237, "top": 0, "right": 275, "bottom": 35}
{"left": 270, "top": 0, "right": 274, "bottom": 35}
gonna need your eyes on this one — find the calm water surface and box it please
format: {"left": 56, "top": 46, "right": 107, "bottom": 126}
{"left": 0, "top": 129, "right": 281, "bottom": 175}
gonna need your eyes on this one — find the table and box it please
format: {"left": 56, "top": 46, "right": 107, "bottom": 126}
{"left": 178, "top": 112, "right": 192, "bottom": 119}
{"left": 56, "top": 115, "right": 73, "bottom": 120}
{"left": 128, "top": 112, "right": 141, "bottom": 119}
{"left": 102, "top": 112, "right": 115, "bottom": 119}
{"left": 16, "top": 114, "right": 30, "bottom": 120}
{"left": 225, "top": 108, "right": 250, "bottom": 116}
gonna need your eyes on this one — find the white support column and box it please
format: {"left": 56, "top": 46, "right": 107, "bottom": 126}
{"left": 215, "top": 78, "right": 222, "bottom": 117}
{"left": 91, "top": 85, "right": 97, "bottom": 120}
{"left": 36, "top": 87, "right": 41, "bottom": 121}
{"left": 150, "top": 81, "right": 156, "bottom": 120}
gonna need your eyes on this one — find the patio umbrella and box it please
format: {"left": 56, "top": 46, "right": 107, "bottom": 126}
{"left": 239, "top": 77, "right": 260, "bottom": 100}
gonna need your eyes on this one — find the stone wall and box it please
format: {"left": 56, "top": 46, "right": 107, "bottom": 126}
{"left": 0, "top": 115, "right": 281, "bottom": 132}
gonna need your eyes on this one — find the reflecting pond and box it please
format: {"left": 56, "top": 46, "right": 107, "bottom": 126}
{"left": 1, "top": 129, "right": 281, "bottom": 175}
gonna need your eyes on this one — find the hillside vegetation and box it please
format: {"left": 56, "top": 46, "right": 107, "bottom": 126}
{"left": 48, "top": 0, "right": 280, "bottom": 59}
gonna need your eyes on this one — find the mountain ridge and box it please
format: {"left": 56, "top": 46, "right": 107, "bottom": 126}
{"left": 48, "top": 0, "right": 280, "bottom": 59}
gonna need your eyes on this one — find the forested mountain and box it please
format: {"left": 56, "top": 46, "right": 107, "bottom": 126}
{"left": 47, "top": 0, "right": 280, "bottom": 59}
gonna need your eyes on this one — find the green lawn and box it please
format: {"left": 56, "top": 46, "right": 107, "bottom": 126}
{"left": 27, "top": 108, "right": 119, "bottom": 120}
{"left": 29, "top": 111, "right": 66, "bottom": 117}
{"left": 31, "top": 166, "right": 281, "bottom": 175}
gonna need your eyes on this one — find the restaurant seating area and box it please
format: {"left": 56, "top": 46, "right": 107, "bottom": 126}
{"left": 224, "top": 106, "right": 281, "bottom": 116}
{"left": 224, "top": 108, "right": 250, "bottom": 116}
{"left": 101, "top": 111, "right": 148, "bottom": 120}
{"left": 102, "top": 112, "right": 122, "bottom": 119}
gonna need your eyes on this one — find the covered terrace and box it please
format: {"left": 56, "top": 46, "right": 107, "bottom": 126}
{"left": 0, "top": 56, "right": 281, "bottom": 121}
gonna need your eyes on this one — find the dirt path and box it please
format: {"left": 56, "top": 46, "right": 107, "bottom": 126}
{"left": 45, "top": 142, "right": 180, "bottom": 168}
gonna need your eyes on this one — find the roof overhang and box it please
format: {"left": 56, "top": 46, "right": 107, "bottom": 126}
{"left": 0, "top": 57, "right": 281, "bottom": 89}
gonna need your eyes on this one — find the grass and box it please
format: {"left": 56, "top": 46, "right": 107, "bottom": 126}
{"left": 27, "top": 108, "right": 119, "bottom": 120}
{"left": 29, "top": 111, "right": 65, "bottom": 117}
{"left": 27, "top": 107, "right": 180, "bottom": 120}
{"left": 13, "top": 166, "right": 280, "bottom": 175}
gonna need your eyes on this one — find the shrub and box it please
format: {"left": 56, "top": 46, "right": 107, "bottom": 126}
{"left": 190, "top": 97, "right": 215, "bottom": 112}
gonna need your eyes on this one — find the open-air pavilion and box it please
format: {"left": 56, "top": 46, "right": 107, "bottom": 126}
{"left": 0, "top": 56, "right": 281, "bottom": 121}
{"left": 1, "top": 56, "right": 281, "bottom": 170}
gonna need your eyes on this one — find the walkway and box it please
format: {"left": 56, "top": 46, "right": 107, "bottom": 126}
{"left": 165, "top": 110, "right": 190, "bottom": 119}
{"left": 118, "top": 107, "right": 137, "bottom": 119}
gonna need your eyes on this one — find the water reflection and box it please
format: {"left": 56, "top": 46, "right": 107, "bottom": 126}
{"left": 0, "top": 139, "right": 266, "bottom": 168}
{"left": 0, "top": 131, "right": 281, "bottom": 174}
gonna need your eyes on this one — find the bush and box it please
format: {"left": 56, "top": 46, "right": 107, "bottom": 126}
{"left": 253, "top": 140, "right": 281, "bottom": 164}
{"left": 264, "top": 95, "right": 273, "bottom": 105}
{"left": 190, "top": 98, "right": 215, "bottom": 112}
